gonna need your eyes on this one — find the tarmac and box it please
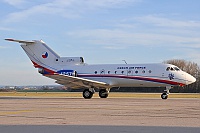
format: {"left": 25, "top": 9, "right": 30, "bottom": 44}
{"left": 0, "top": 96, "right": 199, "bottom": 133}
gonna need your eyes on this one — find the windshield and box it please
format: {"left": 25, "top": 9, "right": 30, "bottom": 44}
{"left": 166, "top": 66, "right": 181, "bottom": 71}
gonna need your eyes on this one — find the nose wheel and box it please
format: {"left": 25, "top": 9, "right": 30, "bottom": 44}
{"left": 161, "top": 92, "right": 168, "bottom": 99}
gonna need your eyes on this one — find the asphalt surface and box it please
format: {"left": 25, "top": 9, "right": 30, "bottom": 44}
{"left": 0, "top": 97, "right": 199, "bottom": 133}
{"left": 0, "top": 125, "right": 199, "bottom": 133}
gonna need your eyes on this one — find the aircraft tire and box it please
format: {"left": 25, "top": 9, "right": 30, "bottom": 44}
{"left": 161, "top": 93, "right": 168, "bottom": 100}
{"left": 99, "top": 89, "right": 109, "bottom": 98}
{"left": 83, "top": 89, "right": 93, "bottom": 99}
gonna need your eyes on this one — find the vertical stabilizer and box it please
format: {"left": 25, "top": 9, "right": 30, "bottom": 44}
{"left": 21, "top": 40, "right": 60, "bottom": 71}
{"left": 5, "top": 39, "right": 60, "bottom": 71}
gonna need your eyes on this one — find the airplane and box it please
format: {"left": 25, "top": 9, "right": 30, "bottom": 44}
{"left": 5, "top": 38, "right": 196, "bottom": 99}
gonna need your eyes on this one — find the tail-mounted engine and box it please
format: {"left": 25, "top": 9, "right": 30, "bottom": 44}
{"left": 55, "top": 57, "right": 84, "bottom": 65}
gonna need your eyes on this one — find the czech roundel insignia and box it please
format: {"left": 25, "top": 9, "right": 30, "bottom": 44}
{"left": 168, "top": 73, "right": 174, "bottom": 80}
{"left": 42, "top": 52, "right": 48, "bottom": 58}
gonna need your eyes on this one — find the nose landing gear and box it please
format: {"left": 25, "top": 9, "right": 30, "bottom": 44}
{"left": 161, "top": 86, "right": 173, "bottom": 100}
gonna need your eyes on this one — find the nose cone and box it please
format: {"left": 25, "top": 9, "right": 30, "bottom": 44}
{"left": 186, "top": 74, "right": 196, "bottom": 85}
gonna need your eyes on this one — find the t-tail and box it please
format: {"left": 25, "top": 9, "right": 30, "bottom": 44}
{"left": 5, "top": 39, "right": 84, "bottom": 74}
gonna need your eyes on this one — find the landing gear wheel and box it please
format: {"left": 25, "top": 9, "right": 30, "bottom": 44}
{"left": 99, "top": 89, "right": 108, "bottom": 98}
{"left": 161, "top": 93, "right": 168, "bottom": 100}
{"left": 83, "top": 89, "right": 93, "bottom": 99}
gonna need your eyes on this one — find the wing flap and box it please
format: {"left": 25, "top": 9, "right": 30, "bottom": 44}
{"left": 55, "top": 80, "right": 82, "bottom": 89}
{"left": 45, "top": 74, "right": 110, "bottom": 89}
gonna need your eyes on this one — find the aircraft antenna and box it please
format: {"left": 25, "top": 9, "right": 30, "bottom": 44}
{"left": 122, "top": 60, "right": 127, "bottom": 64}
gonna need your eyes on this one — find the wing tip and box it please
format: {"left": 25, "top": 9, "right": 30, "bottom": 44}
{"left": 5, "top": 38, "right": 15, "bottom": 41}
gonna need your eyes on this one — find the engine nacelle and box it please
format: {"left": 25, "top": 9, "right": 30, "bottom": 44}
{"left": 55, "top": 57, "right": 84, "bottom": 65}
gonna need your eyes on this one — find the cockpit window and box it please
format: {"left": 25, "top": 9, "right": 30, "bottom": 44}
{"left": 166, "top": 66, "right": 181, "bottom": 71}
{"left": 166, "top": 67, "right": 170, "bottom": 71}
{"left": 173, "top": 67, "right": 180, "bottom": 71}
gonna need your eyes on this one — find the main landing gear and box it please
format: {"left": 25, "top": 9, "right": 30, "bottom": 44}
{"left": 83, "top": 88, "right": 109, "bottom": 99}
{"left": 161, "top": 86, "right": 173, "bottom": 100}
{"left": 83, "top": 89, "right": 94, "bottom": 99}
{"left": 99, "top": 89, "right": 109, "bottom": 98}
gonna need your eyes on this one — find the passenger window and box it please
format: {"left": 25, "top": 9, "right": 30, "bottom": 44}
{"left": 94, "top": 71, "right": 97, "bottom": 74}
{"left": 142, "top": 70, "right": 145, "bottom": 73}
{"left": 115, "top": 71, "right": 117, "bottom": 74}
{"left": 149, "top": 70, "right": 152, "bottom": 73}
{"left": 121, "top": 71, "right": 124, "bottom": 74}
{"left": 135, "top": 71, "right": 138, "bottom": 74}
{"left": 108, "top": 71, "right": 110, "bottom": 74}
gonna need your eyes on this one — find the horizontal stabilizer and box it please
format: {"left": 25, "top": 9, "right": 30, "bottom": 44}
{"left": 5, "top": 38, "right": 35, "bottom": 44}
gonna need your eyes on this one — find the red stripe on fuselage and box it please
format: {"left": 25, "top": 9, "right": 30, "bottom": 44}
{"left": 78, "top": 74, "right": 185, "bottom": 86}
{"left": 31, "top": 61, "right": 56, "bottom": 74}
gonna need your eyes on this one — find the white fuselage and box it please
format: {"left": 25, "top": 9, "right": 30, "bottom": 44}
{"left": 53, "top": 63, "right": 194, "bottom": 88}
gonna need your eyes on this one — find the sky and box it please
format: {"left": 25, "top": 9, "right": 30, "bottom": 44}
{"left": 0, "top": 0, "right": 199, "bottom": 86}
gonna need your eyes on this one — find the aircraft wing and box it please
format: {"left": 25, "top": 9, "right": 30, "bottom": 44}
{"left": 45, "top": 74, "right": 110, "bottom": 89}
